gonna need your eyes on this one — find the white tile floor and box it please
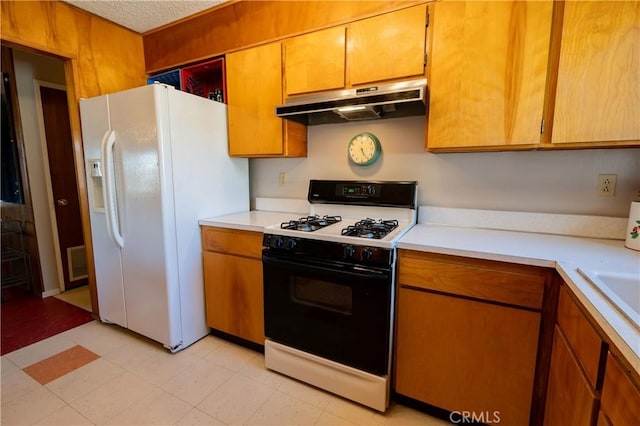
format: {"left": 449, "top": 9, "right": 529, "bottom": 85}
{"left": 1, "top": 321, "right": 450, "bottom": 425}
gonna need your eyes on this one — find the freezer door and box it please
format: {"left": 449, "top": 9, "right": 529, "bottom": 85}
{"left": 79, "top": 95, "right": 127, "bottom": 327}
{"left": 107, "top": 85, "right": 181, "bottom": 348}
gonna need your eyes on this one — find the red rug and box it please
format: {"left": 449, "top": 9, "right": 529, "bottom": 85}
{"left": 1, "top": 288, "right": 94, "bottom": 355}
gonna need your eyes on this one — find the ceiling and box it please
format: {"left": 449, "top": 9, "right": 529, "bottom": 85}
{"left": 63, "top": 0, "right": 229, "bottom": 34}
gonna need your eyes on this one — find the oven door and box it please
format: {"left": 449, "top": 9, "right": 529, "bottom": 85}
{"left": 262, "top": 249, "right": 392, "bottom": 376}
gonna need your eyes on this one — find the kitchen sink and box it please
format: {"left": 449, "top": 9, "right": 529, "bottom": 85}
{"left": 578, "top": 268, "right": 640, "bottom": 331}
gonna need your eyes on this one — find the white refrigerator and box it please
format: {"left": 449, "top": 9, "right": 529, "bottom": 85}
{"left": 80, "top": 83, "right": 249, "bottom": 352}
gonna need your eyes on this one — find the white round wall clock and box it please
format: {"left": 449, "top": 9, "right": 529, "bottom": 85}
{"left": 347, "top": 132, "right": 381, "bottom": 166}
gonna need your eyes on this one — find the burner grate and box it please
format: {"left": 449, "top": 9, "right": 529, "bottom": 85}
{"left": 281, "top": 215, "right": 342, "bottom": 232}
{"left": 341, "top": 218, "right": 399, "bottom": 239}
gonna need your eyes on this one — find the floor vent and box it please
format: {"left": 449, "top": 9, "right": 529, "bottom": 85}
{"left": 67, "top": 245, "right": 88, "bottom": 281}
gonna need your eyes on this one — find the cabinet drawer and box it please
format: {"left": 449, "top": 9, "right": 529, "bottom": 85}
{"left": 202, "top": 226, "right": 263, "bottom": 258}
{"left": 600, "top": 352, "right": 640, "bottom": 425}
{"left": 556, "top": 285, "right": 604, "bottom": 389}
{"left": 397, "top": 251, "right": 545, "bottom": 309}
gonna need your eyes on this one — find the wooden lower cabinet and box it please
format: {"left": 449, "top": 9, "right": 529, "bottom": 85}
{"left": 599, "top": 352, "right": 640, "bottom": 425}
{"left": 543, "top": 326, "right": 599, "bottom": 425}
{"left": 555, "top": 285, "right": 604, "bottom": 389}
{"left": 396, "top": 288, "right": 540, "bottom": 425}
{"left": 543, "top": 285, "right": 605, "bottom": 425}
{"left": 395, "top": 250, "right": 547, "bottom": 425}
{"left": 201, "top": 227, "right": 265, "bottom": 344}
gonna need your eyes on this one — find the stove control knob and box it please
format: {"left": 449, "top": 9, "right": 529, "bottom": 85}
{"left": 344, "top": 245, "right": 356, "bottom": 258}
{"left": 274, "top": 236, "right": 285, "bottom": 248}
{"left": 286, "top": 238, "right": 297, "bottom": 250}
{"left": 361, "top": 248, "right": 374, "bottom": 261}
{"left": 365, "top": 185, "right": 376, "bottom": 196}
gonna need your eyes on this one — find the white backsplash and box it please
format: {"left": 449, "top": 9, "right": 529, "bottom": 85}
{"left": 250, "top": 116, "right": 640, "bottom": 218}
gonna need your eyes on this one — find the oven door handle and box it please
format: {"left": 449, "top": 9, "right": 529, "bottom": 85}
{"left": 262, "top": 253, "right": 389, "bottom": 280}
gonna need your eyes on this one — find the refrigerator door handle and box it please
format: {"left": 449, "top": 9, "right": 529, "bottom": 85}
{"left": 100, "top": 130, "right": 125, "bottom": 248}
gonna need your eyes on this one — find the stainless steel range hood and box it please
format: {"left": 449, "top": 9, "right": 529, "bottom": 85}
{"left": 275, "top": 78, "right": 427, "bottom": 125}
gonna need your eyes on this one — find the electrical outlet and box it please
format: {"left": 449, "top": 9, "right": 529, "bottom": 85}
{"left": 597, "top": 174, "right": 617, "bottom": 197}
{"left": 279, "top": 172, "right": 287, "bottom": 186}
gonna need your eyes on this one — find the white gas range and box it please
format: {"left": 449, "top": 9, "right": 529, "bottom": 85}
{"left": 262, "top": 180, "right": 417, "bottom": 412}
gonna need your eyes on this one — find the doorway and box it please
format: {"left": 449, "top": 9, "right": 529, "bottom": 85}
{"left": 3, "top": 45, "right": 90, "bottom": 298}
{"left": 0, "top": 46, "right": 94, "bottom": 354}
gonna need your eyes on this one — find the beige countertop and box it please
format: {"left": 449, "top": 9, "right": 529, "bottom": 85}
{"left": 199, "top": 210, "right": 301, "bottom": 232}
{"left": 199, "top": 205, "right": 639, "bottom": 375}
{"left": 398, "top": 223, "right": 640, "bottom": 375}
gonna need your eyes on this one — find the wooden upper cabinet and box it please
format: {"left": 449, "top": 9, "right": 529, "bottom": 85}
{"left": 226, "top": 42, "right": 307, "bottom": 157}
{"left": 282, "top": 4, "right": 427, "bottom": 96}
{"left": 348, "top": 4, "right": 427, "bottom": 86}
{"left": 283, "top": 26, "right": 346, "bottom": 96}
{"left": 550, "top": 1, "right": 640, "bottom": 146}
{"left": 426, "top": 1, "right": 553, "bottom": 150}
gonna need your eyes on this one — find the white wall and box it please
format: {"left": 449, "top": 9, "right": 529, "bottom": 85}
{"left": 13, "top": 50, "right": 66, "bottom": 294}
{"left": 250, "top": 116, "right": 640, "bottom": 218}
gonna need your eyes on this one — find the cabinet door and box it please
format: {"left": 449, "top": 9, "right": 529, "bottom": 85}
{"left": 284, "top": 26, "right": 346, "bottom": 96}
{"left": 426, "top": 1, "right": 552, "bottom": 150}
{"left": 600, "top": 352, "right": 640, "bottom": 425}
{"left": 203, "top": 251, "right": 265, "bottom": 344}
{"left": 556, "top": 285, "right": 604, "bottom": 389}
{"left": 543, "top": 326, "right": 598, "bottom": 426}
{"left": 226, "top": 43, "right": 307, "bottom": 157}
{"left": 551, "top": 1, "right": 640, "bottom": 145}
{"left": 348, "top": 4, "right": 427, "bottom": 86}
{"left": 395, "top": 287, "right": 540, "bottom": 426}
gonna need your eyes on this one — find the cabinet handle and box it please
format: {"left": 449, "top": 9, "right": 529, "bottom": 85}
{"left": 56, "top": 199, "right": 69, "bottom": 206}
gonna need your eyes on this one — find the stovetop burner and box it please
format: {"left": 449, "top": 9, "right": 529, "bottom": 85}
{"left": 281, "top": 215, "right": 342, "bottom": 232}
{"left": 341, "top": 218, "right": 399, "bottom": 239}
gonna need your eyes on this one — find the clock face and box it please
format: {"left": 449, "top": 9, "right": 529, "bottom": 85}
{"left": 348, "top": 132, "right": 381, "bottom": 166}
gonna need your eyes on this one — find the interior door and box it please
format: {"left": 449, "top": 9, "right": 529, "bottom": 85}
{"left": 40, "top": 86, "right": 87, "bottom": 290}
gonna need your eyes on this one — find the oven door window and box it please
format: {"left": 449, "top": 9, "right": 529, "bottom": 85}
{"left": 263, "top": 252, "right": 391, "bottom": 376}
{"left": 290, "top": 277, "right": 352, "bottom": 315}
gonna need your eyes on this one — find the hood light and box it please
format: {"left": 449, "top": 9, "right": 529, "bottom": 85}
{"left": 336, "top": 105, "right": 367, "bottom": 113}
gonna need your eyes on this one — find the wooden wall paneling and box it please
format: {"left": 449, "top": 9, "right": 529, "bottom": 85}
{"left": 143, "top": 0, "right": 426, "bottom": 73}
{"left": 1, "top": 0, "right": 145, "bottom": 106}
{"left": 1, "top": 0, "right": 146, "bottom": 314}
